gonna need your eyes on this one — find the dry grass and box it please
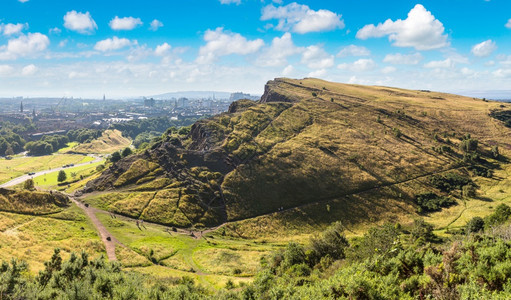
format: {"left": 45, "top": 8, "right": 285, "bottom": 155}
{"left": 73, "top": 129, "right": 131, "bottom": 154}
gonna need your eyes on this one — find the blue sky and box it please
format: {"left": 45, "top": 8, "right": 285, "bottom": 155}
{"left": 0, "top": 0, "right": 510, "bottom": 98}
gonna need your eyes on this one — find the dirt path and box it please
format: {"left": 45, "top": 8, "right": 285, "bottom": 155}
{"left": 71, "top": 197, "right": 124, "bottom": 261}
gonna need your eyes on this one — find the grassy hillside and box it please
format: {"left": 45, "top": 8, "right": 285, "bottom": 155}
{"left": 83, "top": 78, "right": 511, "bottom": 233}
{"left": 72, "top": 129, "right": 131, "bottom": 154}
{"left": 0, "top": 188, "right": 69, "bottom": 215}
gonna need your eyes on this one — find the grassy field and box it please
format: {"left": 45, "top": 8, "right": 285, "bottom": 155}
{"left": 0, "top": 204, "right": 105, "bottom": 272}
{"left": 33, "top": 161, "right": 104, "bottom": 189}
{"left": 72, "top": 129, "right": 131, "bottom": 154}
{"left": 0, "top": 154, "right": 95, "bottom": 184}
{"left": 57, "top": 142, "right": 79, "bottom": 153}
{"left": 94, "top": 211, "right": 278, "bottom": 289}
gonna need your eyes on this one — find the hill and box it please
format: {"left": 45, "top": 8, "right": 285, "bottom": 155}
{"left": 72, "top": 129, "right": 131, "bottom": 154}
{"left": 82, "top": 78, "right": 511, "bottom": 231}
{"left": 0, "top": 188, "right": 69, "bottom": 215}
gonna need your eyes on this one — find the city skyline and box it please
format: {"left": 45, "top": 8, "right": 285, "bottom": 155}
{"left": 0, "top": 0, "right": 510, "bottom": 98}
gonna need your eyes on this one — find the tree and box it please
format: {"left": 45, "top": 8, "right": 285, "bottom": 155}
{"left": 4, "top": 145, "right": 14, "bottom": 156}
{"left": 110, "top": 151, "right": 121, "bottom": 163}
{"left": 23, "top": 179, "right": 35, "bottom": 190}
{"left": 466, "top": 217, "right": 484, "bottom": 234}
{"left": 57, "top": 170, "right": 67, "bottom": 182}
{"left": 122, "top": 147, "right": 132, "bottom": 157}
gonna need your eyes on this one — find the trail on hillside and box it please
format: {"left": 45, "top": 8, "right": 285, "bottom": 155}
{"left": 70, "top": 197, "right": 124, "bottom": 261}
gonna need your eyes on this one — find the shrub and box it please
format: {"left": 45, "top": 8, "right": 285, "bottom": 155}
{"left": 466, "top": 217, "right": 484, "bottom": 233}
{"left": 459, "top": 138, "right": 478, "bottom": 152}
{"left": 122, "top": 147, "right": 132, "bottom": 157}
{"left": 23, "top": 179, "right": 35, "bottom": 191}
{"left": 462, "top": 184, "right": 477, "bottom": 198}
{"left": 430, "top": 173, "right": 471, "bottom": 192}
{"left": 485, "top": 204, "right": 511, "bottom": 228}
{"left": 415, "top": 192, "right": 456, "bottom": 213}
{"left": 110, "top": 151, "right": 121, "bottom": 163}
{"left": 410, "top": 219, "right": 436, "bottom": 245}
{"left": 309, "top": 222, "right": 349, "bottom": 263}
{"left": 392, "top": 127, "right": 402, "bottom": 138}
{"left": 311, "top": 92, "right": 317, "bottom": 97}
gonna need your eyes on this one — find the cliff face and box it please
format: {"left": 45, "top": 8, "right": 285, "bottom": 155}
{"left": 82, "top": 77, "right": 511, "bottom": 229}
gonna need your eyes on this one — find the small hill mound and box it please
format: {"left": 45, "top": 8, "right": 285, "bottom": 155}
{"left": 73, "top": 129, "right": 131, "bottom": 154}
{"left": 0, "top": 188, "right": 69, "bottom": 215}
{"left": 83, "top": 78, "right": 511, "bottom": 229}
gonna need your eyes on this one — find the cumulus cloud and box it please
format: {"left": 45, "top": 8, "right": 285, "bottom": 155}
{"left": 0, "top": 65, "right": 14, "bottom": 76}
{"left": 282, "top": 65, "right": 294, "bottom": 76}
{"left": 308, "top": 68, "right": 327, "bottom": 78}
{"left": 383, "top": 53, "right": 423, "bottom": 65}
{"left": 356, "top": 4, "right": 448, "bottom": 50}
{"left": 94, "top": 37, "right": 134, "bottom": 52}
{"left": 18, "top": 0, "right": 29, "bottom": 3}
{"left": 381, "top": 66, "right": 396, "bottom": 74}
{"left": 63, "top": 11, "right": 97, "bottom": 34}
{"left": 196, "top": 27, "right": 264, "bottom": 64}
{"left": 471, "top": 40, "right": 496, "bottom": 57}
{"left": 149, "top": 19, "right": 163, "bottom": 31}
{"left": 338, "top": 58, "right": 377, "bottom": 72}
{"left": 337, "top": 45, "right": 370, "bottom": 57}
{"left": 22, "top": 64, "right": 37, "bottom": 76}
{"left": 109, "top": 16, "right": 143, "bottom": 31}
{"left": 155, "top": 43, "right": 171, "bottom": 56}
{"left": 506, "top": 19, "right": 511, "bottom": 29}
{"left": 424, "top": 58, "right": 454, "bottom": 69}
{"left": 2, "top": 23, "right": 27, "bottom": 36}
{"left": 0, "top": 33, "right": 49, "bottom": 60}
{"left": 301, "top": 45, "right": 334, "bottom": 69}
{"left": 256, "top": 32, "right": 302, "bottom": 67}
{"left": 261, "top": 2, "right": 344, "bottom": 34}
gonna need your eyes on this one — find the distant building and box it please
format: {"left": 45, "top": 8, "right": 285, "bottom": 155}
{"left": 178, "top": 97, "right": 188, "bottom": 108}
{"left": 20, "top": 102, "right": 23, "bottom": 113}
{"left": 144, "top": 98, "right": 156, "bottom": 107}
{"left": 229, "top": 92, "right": 259, "bottom": 101}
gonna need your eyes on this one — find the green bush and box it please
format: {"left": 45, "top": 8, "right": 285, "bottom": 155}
{"left": 430, "top": 173, "right": 471, "bottom": 192}
{"left": 485, "top": 204, "right": 511, "bottom": 228}
{"left": 466, "top": 217, "right": 485, "bottom": 233}
{"left": 415, "top": 192, "right": 456, "bottom": 213}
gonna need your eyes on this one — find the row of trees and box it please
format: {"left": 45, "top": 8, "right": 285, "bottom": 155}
{"left": 24, "top": 135, "right": 69, "bottom": 156}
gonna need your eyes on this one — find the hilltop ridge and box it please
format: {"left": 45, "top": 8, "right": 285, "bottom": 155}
{"left": 82, "top": 78, "right": 511, "bottom": 231}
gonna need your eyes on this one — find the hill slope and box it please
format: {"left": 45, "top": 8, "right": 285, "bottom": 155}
{"left": 82, "top": 78, "right": 511, "bottom": 229}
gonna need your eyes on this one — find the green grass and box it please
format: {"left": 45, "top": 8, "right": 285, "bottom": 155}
{"left": 0, "top": 204, "right": 105, "bottom": 272}
{"left": 0, "top": 154, "right": 94, "bottom": 184}
{"left": 94, "top": 211, "right": 277, "bottom": 289}
{"left": 32, "top": 161, "right": 104, "bottom": 189}
{"left": 57, "top": 142, "right": 79, "bottom": 153}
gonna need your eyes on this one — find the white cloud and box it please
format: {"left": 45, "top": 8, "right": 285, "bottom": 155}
{"left": 109, "top": 16, "right": 143, "bottom": 31}
{"left": 220, "top": 0, "right": 241, "bottom": 4}
{"left": 256, "top": 32, "right": 302, "bottom": 67}
{"left": 308, "top": 68, "right": 327, "bottom": 78}
{"left": 149, "top": 19, "right": 163, "bottom": 31}
{"left": 196, "top": 27, "right": 264, "bottom": 64}
{"left": 155, "top": 43, "right": 171, "bottom": 56}
{"left": 424, "top": 58, "right": 454, "bottom": 69}
{"left": 337, "top": 45, "right": 370, "bottom": 57}
{"left": 282, "top": 65, "right": 294, "bottom": 76}
{"left": 0, "top": 65, "right": 14, "bottom": 76}
{"left": 471, "top": 40, "right": 496, "bottom": 57}
{"left": 49, "top": 27, "right": 61, "bottom": 35}
{"left": 261, "top": 2, "right": 344, "bottom": 34}
{"left": 63, "top": 11, "right": 97, "bottom": 34}
{"left": 21, "top": 64, "right": 37, "bottom": 76}
{"left": 381, "top": 66, "right": 396, "bottom": 74}
{"left": 68, "top": 71, "right": 88, "bottom": 79}
{"left": 2, "top": 23, "right": 27, "bottom": 36}
{"left": 94, "top": 37, "right": 134, "bottom": 52}
{"left": 383, "top": 53, "right": 423, "bottom": 65}
{"left": 301, "top": 45, "right": 334, "bottom": 69}
{"left": 0, "top": 33, "right": 49, "bottom": 60}
{"left": 18, "top": 0, "right": 29, "bottom": 3}
{"left": 493, "top": 69, "right": 511, "bottom": 78}
{"left": 356, "top": 4, "right": 448, "bottom": 50}
{"left": 506, "top": 19, "right": 511, "bottom": 29}
{"left": 338, "top": 58, "right": 376, "bottom": 72}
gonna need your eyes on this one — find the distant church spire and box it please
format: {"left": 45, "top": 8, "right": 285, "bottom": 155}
{"left": 20, "top": 101, "right": 23, "bottom": 113}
